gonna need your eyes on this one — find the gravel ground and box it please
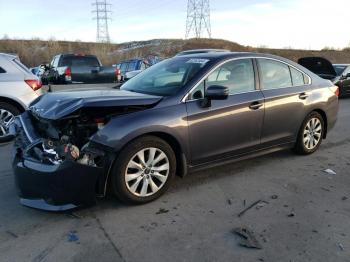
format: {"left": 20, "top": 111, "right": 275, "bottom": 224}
{"left": 0, "top": 99, "right": 350, "bottom": 262}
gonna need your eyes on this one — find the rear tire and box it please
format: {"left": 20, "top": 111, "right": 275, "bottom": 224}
{"left": 0, "top": 102, "right": 20, "bottom": 143}
{"left": 294, "top": 112, "right": 324, "bottom": 155}
{"left": 111, "top": 136, "right": 176, "bottom": 204}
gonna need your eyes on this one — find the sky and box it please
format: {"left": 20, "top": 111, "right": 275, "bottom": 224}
{"left": 0, "top": 0, "right": 349, "bottom": 50}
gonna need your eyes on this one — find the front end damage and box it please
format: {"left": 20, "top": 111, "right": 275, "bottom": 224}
{"left": 12, "top": 110, "right": 116, "bottom": 211}
{"left": 11, "top": 90, "right": 163, "bottom": 211}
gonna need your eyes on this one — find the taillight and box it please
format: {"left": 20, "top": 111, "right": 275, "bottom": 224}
{"left": 65, "top": 67, "right": 72, "bottom": 77}
{"left": 25, "top": 79, "right": 42, "bottom": 91}
{"left": 65, "top": 67, "right": 72, "bottom": 82}
{"left": 115, "top": 69, "right": 121, "bottom": 82}
{"left": 334, "top": 86, "right": 340, "bottom": 97}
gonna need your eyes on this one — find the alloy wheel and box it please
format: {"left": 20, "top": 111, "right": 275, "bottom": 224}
{"left": 303, "top": 117, "right": 322, "bottom": 150}
{"left": 125, "top": 147, "right": 170, "bottom": 197}
{"left": 0, "top": 109, "right": 15, "bottom": 138}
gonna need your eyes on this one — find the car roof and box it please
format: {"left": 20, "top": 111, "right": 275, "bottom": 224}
{"left": 176, "top": 49, "right": 231, "bottom": 56}
{"left": 175, "top": 51, "right": 289, "bottom": 61}
{"left": 120, "top": 59, "right": 143, "bottom": 63}
{"left": 59, "top": 54, "right": 97, "bottom": 57}
{"left": 0, "top": 53, "right": 18, "bottom": 60}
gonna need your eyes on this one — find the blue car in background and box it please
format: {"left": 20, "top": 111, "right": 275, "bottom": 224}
{"left": 114, "top": 57, "right": 161, "bottom": 81}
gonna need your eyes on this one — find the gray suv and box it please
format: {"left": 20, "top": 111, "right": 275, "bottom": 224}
{"left": 0, "top": 53, "right": 43, "bottom": 142}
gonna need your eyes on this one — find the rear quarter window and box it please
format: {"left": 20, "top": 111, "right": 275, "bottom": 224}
{"left": 290, "top": 67, "right": 305, "bottom": 86}
{"left": 0, "top": 67, "right": 6, "bottom": 73}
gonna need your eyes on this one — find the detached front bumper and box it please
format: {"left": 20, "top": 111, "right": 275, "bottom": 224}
{"left": 12, "top": 113, "right": 106, "bottom": 211}
{"left": 13, "top": 155, "right": 103, "bottom": 211}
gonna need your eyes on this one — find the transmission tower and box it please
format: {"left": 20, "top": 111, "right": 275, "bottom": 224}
{"left": 185, "top": 0, "right": 211, "bottom": 39}
{"left": 92, "top": 0, "right": 112, "bottom": 43}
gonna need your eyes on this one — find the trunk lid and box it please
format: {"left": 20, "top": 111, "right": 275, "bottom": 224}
{"left": 298, "top": 57, "right": 337, "bottom": 80}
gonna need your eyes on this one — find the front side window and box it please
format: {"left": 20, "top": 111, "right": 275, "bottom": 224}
{"left": 121, "top": 57, "right": 209, "bottom": 96}
{"left": 206, "top": 59, "right": 255, "bottom": 95}
{"left": 187, "top": 59, "right": 255, "bottom": 100}
{"left": 258, "top": 59, "right": 292, "bottom": 90}
{"left": 52, "top": 56, "right": 60, "bottom": 68}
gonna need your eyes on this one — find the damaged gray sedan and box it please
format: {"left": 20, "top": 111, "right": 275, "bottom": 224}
{"left": 11, "top": 52, "right": 339, "bottom": 211}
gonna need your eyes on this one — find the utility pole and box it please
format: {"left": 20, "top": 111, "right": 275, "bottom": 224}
{"left": 92, "top": 0, "right": 112, "bottom": 43}
{"left": 185, "top": 0, "right": 211, "bottom": 39}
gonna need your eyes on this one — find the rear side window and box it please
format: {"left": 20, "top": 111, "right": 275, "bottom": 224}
{"left": 258, "top": 59, "right": 292, "bottom": 90}
{"left": 0, "top": 67, "right": 6, "bottom": 73}
{"left": 290, "top": 67, "right": 305, "bottom": 86}
{"left": 127, "top": 61, "right": 137, "bottom": 72}
{"left": 120, "top": 63, "right": 128, "bottom": 72}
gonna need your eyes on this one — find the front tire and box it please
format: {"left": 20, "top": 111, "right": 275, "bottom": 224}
{"left": 111, "top": 136, "right": 176, "bottom": 204}
{"left": 294, "top": 112, "right": 324, "bottom": 155}
{"left": 0, "top": 102, "right": 20, "bottom": 143}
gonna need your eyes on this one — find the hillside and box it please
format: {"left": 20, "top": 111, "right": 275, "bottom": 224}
{"left": 1, "top": 38, "right": 350, "bottom": 67}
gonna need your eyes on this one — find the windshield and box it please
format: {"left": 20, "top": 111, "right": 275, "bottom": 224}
{"left": 333, "top": 65, "right": 347, "bottom": 76}
{"left": 121, "top": 57, "right": 210, "bottom": 96}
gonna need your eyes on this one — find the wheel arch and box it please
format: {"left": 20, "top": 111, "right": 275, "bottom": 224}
{"left": 0, "top": 96, "right": 26, "bottom": 113}
{"left": 123, "top": 132, "right": 188, "bottom": 178}
{"left": 312, "top": 109, "right": 328, "bottom": 138}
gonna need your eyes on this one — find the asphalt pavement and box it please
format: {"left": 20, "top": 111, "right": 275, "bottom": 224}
{"left": 1, "top": 99, "right": 350, "bottom": 262}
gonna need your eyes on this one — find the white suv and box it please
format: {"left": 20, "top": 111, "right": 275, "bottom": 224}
{"left": 0, "top": 53, "right": 44, "bottom": 142}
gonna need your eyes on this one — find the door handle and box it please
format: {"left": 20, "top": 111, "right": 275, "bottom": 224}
{"left": 299, "top": 92, "right": 309, "bottom": 100}
{"left": 249, "top": 101, "right": 263, "bottom": 110}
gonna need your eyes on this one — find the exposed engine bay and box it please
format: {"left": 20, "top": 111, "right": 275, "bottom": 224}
{"left": 22, "top": 106, "right": 148, "bottom": 167}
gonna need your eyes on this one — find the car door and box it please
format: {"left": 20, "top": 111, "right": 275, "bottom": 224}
{"left": 185, "top": 58, "right": 265, "bottom": 165}
{"left": 256, "top": 58, "right": 312, "bottom": 146}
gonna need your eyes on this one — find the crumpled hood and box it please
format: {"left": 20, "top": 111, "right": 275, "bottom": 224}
{"left": 29, "top": 89, "right": 162, "bottom": 120}
{"left": 298, "top": 57, "right": 337, "bottom": 80}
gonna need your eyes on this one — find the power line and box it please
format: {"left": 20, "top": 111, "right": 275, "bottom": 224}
{"left": 92, "top": 0, "right": 112, "bottom": 43}
{"left": 185, "top": 0, "right": 211, "bottom": 39}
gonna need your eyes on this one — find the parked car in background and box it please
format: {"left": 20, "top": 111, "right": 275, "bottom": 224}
{"left": 12, "top": 52, "right": 338, "bottom": 211}
{"left": 30, "top": 66, "right": 41, "bottom": 76}
{"left": 113, "top": 59, "right": 151, "bottom": 81}
{"left": 298, "top": 57, "right": 350, "bottom": 97}
{"left": 46, "top": 54, "right": 121, "bottom": 84}
{"left": 30, "top": 65, "right": 50, "bottom": 85}
{"left": 0, "top": 53, "right": 43, "bottom": 142}
{"left": 333, "top": 64, "right": 350, "bottom": 97}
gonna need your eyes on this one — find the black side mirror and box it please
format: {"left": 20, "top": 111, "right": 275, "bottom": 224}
{"left": 206, "top": 85, "right": 229, "bottom": 100}
{"left": 200, "top": 85, "right": 229, "bottom": 107}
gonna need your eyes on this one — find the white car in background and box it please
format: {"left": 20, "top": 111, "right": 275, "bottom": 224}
{"left": 0, "top": 53, "right": 43, "bottom": 142}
